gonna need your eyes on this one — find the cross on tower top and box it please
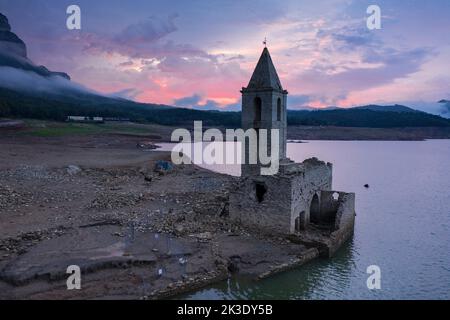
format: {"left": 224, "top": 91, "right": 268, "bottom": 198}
{"left": 263, "top": 37, "right": 267, "bottom": 48}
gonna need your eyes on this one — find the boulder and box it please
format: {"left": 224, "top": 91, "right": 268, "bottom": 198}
{"left": 67, "top": 165, "right": 82, "bottom": 175}
{"left": 154, "top": 160, "right": 174, "bottom": 174}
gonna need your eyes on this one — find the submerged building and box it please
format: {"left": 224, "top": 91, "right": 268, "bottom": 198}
{"left": 229, "top": 48, "right": 356, "bottom": 255}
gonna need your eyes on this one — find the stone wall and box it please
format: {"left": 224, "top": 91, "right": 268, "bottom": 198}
{"left": 230, "top": 158, "right": 333, "bottom": 235}
{"left": 318, "top": 191, "right": 352, "bottom": 227}
{"left": 334, "top": 192, "right": 356, "bottom": 230}
{"left": 229, "top": 175, "right": 292, "bottom": 234}
{"left": 289, "top": 160, "right": 332, "bottom": 233}
{"left": 328, "top": 192, "right": 356, "bottom": 257}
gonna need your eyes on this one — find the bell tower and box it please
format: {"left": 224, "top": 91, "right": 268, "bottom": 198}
{"left": 230, "top": 47, "right": 354, "bottom": 240}
{"left": 241, "top": 47, "right": 288, "bottom": 176}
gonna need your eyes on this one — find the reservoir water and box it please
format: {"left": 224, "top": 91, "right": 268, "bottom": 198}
{"left": 160, "top": 140, "right": 450, "bottom": 299}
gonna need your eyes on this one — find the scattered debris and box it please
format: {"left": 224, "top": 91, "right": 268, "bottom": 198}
{"left": 154, "top": 161, "right": 174, "bottom": 175}
{"left": 88, "top": 192, "right": 147, "bottom": 210}
{"left": 136, "top": 142, "right": 159, "bottom": 150}
{"left": 67, "top": 165, "right": 82, "bottom": 175}
{"left": 0, "top": 185, "right": 32, "bottom": 210}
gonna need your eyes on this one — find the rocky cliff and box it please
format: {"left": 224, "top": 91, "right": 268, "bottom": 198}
{"left": 0, "top": 12, "right": 70, "bottom": 80}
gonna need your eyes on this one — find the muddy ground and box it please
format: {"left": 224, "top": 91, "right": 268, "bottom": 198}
{"left": 0, "top": 132, "right": 319, "bottom": 299}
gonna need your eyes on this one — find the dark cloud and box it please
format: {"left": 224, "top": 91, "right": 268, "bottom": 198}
{"left": 318, "top": 26, "right": 381, "bottom": 51}
{"left": 288, "top": 94, "right": 314, "bottom": 108}
{"left": 114, "top": 15, "right": 178, "bottom": 44}
{"left": 173, "top": 94, "right": 239, "bottom": 111}
{"left": 81, "top": 15, "right": 209, "bottom": 61}
{"left": 289, "top": 23, "right": 434, "bottom": 105}
{"left": 118, "top": 61, "right": 133, "bottom": 67}
{"left": 109, "top": 88, "right": 143, "bottom": 100}
{"left": 438, "top": 99, "right": 450, "bottom": 115}
{"left": 174, "top": 94, "right": 202, "bottom": 107}
{"left": 296, "top": 47, "right": 431, "bottom": 96}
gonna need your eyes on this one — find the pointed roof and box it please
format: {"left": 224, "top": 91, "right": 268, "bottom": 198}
{"left": 247, "top": 47, "right": 283, "bottom": 91}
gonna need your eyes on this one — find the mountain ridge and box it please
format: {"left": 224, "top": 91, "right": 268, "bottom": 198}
{"left": 0, "top": 12, "right": 70, "bottom": 80}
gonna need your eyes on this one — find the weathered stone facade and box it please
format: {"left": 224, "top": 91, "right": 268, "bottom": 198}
{"left": 229, "top": 48, "right": 356, "bottom": 253}
{"left": 241, "top": 48, "right": 288, "bottom": 177}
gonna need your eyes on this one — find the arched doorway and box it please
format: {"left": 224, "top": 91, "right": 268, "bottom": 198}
{"left": 295, "top": 211, "right": 306, "bottom": 232}
{"left": 310, "top": 194, "right": 320, "bottom": 224}
{"left": 255, "top": 182, "right": 267, "bottom": 203}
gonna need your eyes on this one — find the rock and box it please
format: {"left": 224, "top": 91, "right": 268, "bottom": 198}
{"left": 0, "top": 13, "right": 11, "bottom": 32}
{"left": 67, "top": 165, "right": 82, "bottom": 175}
{"left": 154, "top": 161, "right": 174, "bottom": 175}
{"left": 136, "top": 142, "right": 159, "bottom": 150}
{"left": 195, "top": 232, "right": 212, "bottom": 241}
{"left": 0, "top": 13, "right": 71, "bottom": 78}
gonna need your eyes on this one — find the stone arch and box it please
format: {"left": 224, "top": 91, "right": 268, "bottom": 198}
{"left": 254, "top": 97, "right": 262, "bottom": 122}
{"left": 277, "top": 98, "right": 281, "bottom": 121}
{"left": 310, "top": 193, "right": 320, "bottom": 224}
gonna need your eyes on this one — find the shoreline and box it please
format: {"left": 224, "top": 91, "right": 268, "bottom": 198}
{"left": 2, "top": 118, "right": 450, "bottom": 141}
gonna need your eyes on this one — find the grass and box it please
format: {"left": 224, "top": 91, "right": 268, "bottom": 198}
{"left": 21, "top": 120, "right": 156, "bottom": 137}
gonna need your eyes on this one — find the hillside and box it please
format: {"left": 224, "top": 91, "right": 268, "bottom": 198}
{"left": 0, "top": 87, "right": 241, "bottom": 127}
{"left": 2, "top": 86, "right": 450, "bottom": 128}
{"left": 287, "top": 109, "right": 450, "bottom": 128}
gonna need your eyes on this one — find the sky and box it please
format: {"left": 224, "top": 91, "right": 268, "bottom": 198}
{"left": 1, "top": 0, "right": 449, "bottom": 113}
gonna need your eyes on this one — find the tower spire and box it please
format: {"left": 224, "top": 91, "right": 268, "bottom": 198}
{"left": 246, "top": 46, "right": 283, "bottom": 91}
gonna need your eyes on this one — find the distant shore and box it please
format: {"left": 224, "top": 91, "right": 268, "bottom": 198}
{"left": 1, "top": 118, "right": 450, "bottom": 141}
{"left": 287, "top": 125, "right": 450, "bottom": 141}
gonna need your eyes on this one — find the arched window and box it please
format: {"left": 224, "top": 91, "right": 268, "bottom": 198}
{"left": 255, "top": 182, "right": 267, "bottom": 203}
{"left": 310, "top": 194, "right": 320, "bottom": 224}
{"left": 295, "top": 211, "right": 306, "bottom": 232}
{"left": 254, "top": 97, "right": 262, "bottom": 122}
{"left": 277, "top": 98, "right": 281, "bottom": 121}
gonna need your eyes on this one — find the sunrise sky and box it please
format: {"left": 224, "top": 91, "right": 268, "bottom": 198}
{"left": 1, "top": 0, "right": 449, "bottom": 112}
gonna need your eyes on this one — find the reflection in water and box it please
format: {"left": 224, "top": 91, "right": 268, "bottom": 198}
{"left": 159, "top": 140, "right": 450, "bottom": 300}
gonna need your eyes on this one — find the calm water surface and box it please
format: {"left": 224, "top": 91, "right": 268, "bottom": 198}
{"left": 159, "top": 140, "right": 450, "bottom": 299}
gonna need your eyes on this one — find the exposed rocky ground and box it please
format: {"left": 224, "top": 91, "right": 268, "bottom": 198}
{"left": 0, "top": 133, "right": 317, "bottom": 300}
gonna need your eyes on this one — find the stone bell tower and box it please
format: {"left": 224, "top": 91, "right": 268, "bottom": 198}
{"left": 241, "top": 47, "right": 288, "bottom": 176}
{"left": 230, "top": 47, "right": 355, "bottom": 240}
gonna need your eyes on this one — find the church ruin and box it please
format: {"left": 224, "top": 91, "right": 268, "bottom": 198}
{"left": 229, "top": 48, "right": 356, "bottom": 254}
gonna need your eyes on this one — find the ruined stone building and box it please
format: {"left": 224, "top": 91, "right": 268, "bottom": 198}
{"left": 229, "top": 48, "right": 356, "bottom": 254}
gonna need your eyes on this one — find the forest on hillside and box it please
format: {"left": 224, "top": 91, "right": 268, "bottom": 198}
{"left": 1, "top": 88, "right": 449, "bottom": 128}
